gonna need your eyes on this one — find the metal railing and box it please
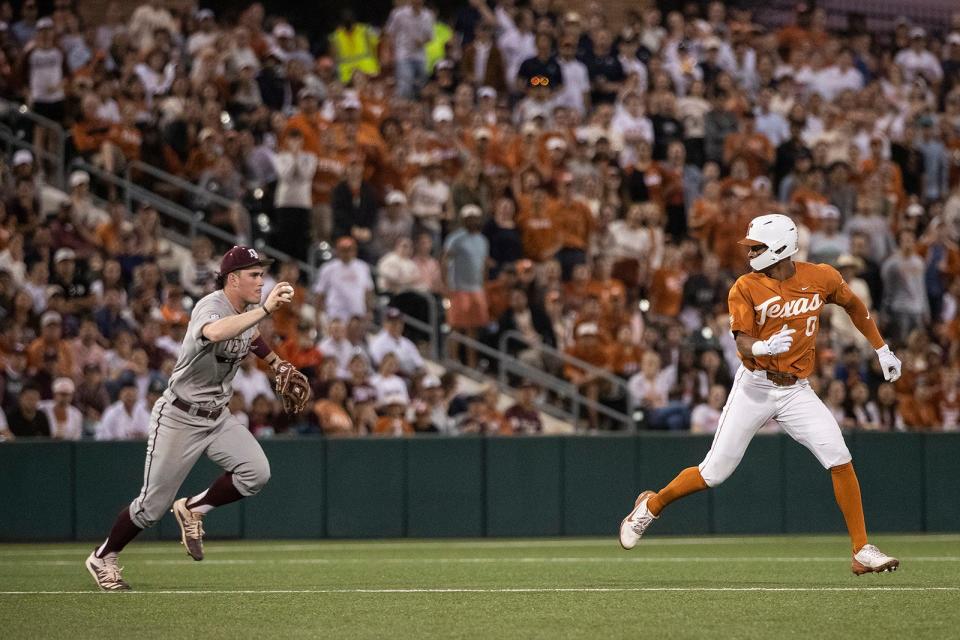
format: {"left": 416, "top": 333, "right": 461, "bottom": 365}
{"left": 498, "top": 330, "right": 634, "bottom": 430}
{"left": 0, "top": 98, "right": 67, "bottom": 189}
{"left": 387, "top": 290, "right": 635, "bottom": 430}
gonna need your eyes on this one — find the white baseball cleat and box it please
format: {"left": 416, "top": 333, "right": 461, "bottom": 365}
{"left": 619, "top": 490, "right": 657, "bottom": 550}
{"left": 85, "top": 550, "right": 131, "bottom": 591}
{"left": 851, "top": 544, "right": 900, "bottom": 575}
{"left": 171, "top": 497, "right": 205, "bottom": 561}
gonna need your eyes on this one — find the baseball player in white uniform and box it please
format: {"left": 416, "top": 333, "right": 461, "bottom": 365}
{"left": 86, "top": 246, "right": 297, "bottom": 591}
{"left": 620, "top": 214, "right": 903, "bottom": 575}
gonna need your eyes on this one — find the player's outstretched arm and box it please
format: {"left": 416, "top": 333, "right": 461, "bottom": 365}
{"left": 202, "top": 282, "right": 294, "bottom": 343}
{"left": 832, "top": 277, "right": 901, "bottom": 382}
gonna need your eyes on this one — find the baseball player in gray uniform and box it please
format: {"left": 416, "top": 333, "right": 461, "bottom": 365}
{"left": 86, "top": 246, "right": 298, "bottom": 591}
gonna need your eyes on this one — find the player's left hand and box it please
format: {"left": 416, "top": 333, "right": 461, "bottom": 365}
{"left": 876, "top": 344, "right": 902, "bottom": 382}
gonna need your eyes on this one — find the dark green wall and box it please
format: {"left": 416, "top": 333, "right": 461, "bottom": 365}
{"left": 1, "top": 433, "right": 957, "bottom": 541}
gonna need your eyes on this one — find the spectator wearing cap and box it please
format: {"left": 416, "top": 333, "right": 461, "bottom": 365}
{"left": 564, "top": 321, "right": 612, "bottom": 429}
{"left": 894, "top": 27, "right": 943, "bottom": 85}
{"left": 313, "top": 236, "right": 374, "bottom": 322}
{"left": 23, "top": 16, "right": 65, "bottom": 172}
{"left": 385, "top": 0, "right": 434, "bottom": 99}
{"left": 331, "top": 158, "right": 378, "bottom": 261}
{"left": 51, "top": 247, "right": 94, "bottom": 315}
{"left": 442, "top": 205, "right": 489, "bottom": 366}
{"left": 460, "top": 20, "right": 506, "bottom": 92}
{"left": 369, "top": 307, "right": 425, "bottom": 377}
{"left": 373, "top": 392, "right": 414, "bottom": 435}
{"left": 372, "top": 190, "right": 414, "bottom": 261}
{"left": 6, "top": 384, "right": 49, "bottom": 438}
{"left": 882, "top": 230, "right": 930, "bottom": 344}
{"left": 504, "top": 380, "right": 543, "bottom": 434}
{"left": 27, "top": 311, "right": 73, "bottom": 378}
{"left": 39, "top": 377, "right": 83, "bottom": 440}
{"left": 808, "top": 204, "right": 849, "bottom": 264}
{"left": 272, "top": 128, "right": 318, "bottom": 262}
{"left": 95, "top": 379, "right": 149, "bottom": 441}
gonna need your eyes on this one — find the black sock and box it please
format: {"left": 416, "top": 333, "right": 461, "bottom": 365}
{"left": 95, "top": 507, "right": 143, "bottom": 558}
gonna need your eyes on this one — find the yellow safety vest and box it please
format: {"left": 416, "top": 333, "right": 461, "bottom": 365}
{"left": 425, "top": 22, "right": 452, "bottom": 73}
{"left": 331, "top": 24, "right": 380, "bottom": 84}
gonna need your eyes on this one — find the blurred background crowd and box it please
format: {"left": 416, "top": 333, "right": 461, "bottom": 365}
{"left": 0, "top": 0, "right": 958, "bottom": 440}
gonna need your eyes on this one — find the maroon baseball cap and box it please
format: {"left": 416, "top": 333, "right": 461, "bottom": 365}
{"left": 219, "top": 245, "right": 274, "bottom": 275}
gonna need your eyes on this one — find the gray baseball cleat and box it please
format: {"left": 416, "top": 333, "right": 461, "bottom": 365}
{"left": 85, "top": 550, "right": 131, "bottom": 591}
{"left": 171, "top": 498, "right": 205, "bottom": 561}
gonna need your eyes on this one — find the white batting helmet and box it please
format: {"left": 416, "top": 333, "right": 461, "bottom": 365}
{"left": 738, "top": 214, "right": 799, "bottom": 271}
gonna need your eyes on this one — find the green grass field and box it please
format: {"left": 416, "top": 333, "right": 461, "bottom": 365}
{"left": 1, "top": 535, "right": 958, "bottom": 639}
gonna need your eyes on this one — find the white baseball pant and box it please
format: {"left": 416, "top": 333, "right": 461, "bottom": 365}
{"left": 698, "top": 365, "right": 852, "bottom": 487}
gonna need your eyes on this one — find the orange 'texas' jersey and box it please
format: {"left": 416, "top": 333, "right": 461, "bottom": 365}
{"left": 728, "top": 262, "right": 883, "bottom": 378}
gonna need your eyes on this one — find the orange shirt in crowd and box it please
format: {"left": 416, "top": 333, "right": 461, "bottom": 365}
{"left": 277, "top": 338, "right": 324, "bottom": 371}
{"left": 563, "top": 338, "right": 612, "bottom": 382}
{"left": 517, "top": 196, "right": 560, "bottom": 261}
{"left": 26, "top": 338, "right": 74, "bottom": 377}
{"left": 609, "top": 343, "right": 645, "bottom": 378}
{"left": 728, "top": 262, "right": 883, "bottom": 379}
{"left": 71, "top": 119, "right": 111, "bottom": 154}
{"left": 373, "top": 416, "right": 414, "bottom": 435}
{"left": 313, "top": 399, "right": 354, "bottom": 436}
{"left": 649, "top": 266, "right": 688, "bottom": 316}
{"left": 283, "top": 110, "right": 329, "bottom": 156}
{"left": 94, "top": 220, "right": 123, "bottom": 256}
{"left": 548, "top": 198, "right": 594, "bottom": 250}
{"left": 790, "top": 186, "right": 829, "bottom": 231}
{"left": 723, "top": 132, "right": 774, "bottom": 176}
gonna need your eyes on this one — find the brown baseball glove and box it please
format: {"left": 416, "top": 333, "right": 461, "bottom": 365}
{"left": 273, "top": 360, "right": 312, "bottom": 414}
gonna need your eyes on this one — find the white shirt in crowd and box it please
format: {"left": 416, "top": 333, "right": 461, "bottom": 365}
{"left": 368, "top": 329, "right": 424, "bottom": 375}
{"left": 376, "top": 251, "right": 422, "bottom": 293}
{"left": 95, "top": 400, "right": 151, "bottom": 441}
{"left": 313, "top": 258, "right": 374, "bottom": 321}
{"left": 384, "top": 4, "right": 434, "bottom": 61}
{"left": 556, "top": 57, "right": 591, "bottom": 115}
{"left": 39, "top": 400, "right": 84, "bottom": 440}
{"left": 28, "top": 46, "right": 65, "bottom": 103}
{"left": 606, "top": 221, "right": 664, "bottom": 268}
{"left": 369, "top": 373, "right": 410, "bottom": 405}
{"left": 689, "top": 402, "right": 722, "bottom": 434}
{"left": 407, "top": 176, "right": 450, "bottom": 231}
{"left": 810, "top": 65, "right": 864, "bottom": 101}
{"left": 233, "top": 365, "right": 275, "bottom": 409}
{"left": 319, "top": 336, "right": 356, "bottom": 378}
{"left": 893, "top": 48, "right": 943, "bottom": 84}
{"left": 273, "top": 151, "right": 318, "bottom": 209}
{"left": 627, "top": 366, "right": 677, "bottom": 408}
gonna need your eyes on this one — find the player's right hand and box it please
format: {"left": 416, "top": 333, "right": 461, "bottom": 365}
{"left": 265, "top": 281, "right": 294, "bottom": 313}
{"left": 752, "top": 326, "right": 796, "bottom": 357}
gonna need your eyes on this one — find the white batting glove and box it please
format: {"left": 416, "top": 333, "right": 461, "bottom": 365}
{"left": 751, "top": 327, "right": 796, "bottom": 357}
{"left": 876, "top": 344, "right": 902, "bottom": 382}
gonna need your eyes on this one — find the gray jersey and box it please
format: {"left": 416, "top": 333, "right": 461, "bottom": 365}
{"left": 167, "top": 290, "right": 255, "bottom": 408}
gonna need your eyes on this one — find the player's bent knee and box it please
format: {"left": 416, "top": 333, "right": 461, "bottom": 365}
{"left": 698, "top": 461, "right": 732, "bottom": 488}
{"left": 234, "top": 457, "right": 271, "bottom": 496}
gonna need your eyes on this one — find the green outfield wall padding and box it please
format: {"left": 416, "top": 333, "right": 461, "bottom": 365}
{"left": 852, "top": 432, "right": 924, "bottom": 532}
{"left": 711, "top": 434, "right": 784, "bottom": 534}
{"left": 73, "top": 441, "right": 160, "bottom": 541}
{"left": 406, "top": 437, "right": 485, "bottom": 537}
{"left": 563, "top": 435, "right": 638, "bottom": 535}
{"left": 244, "top": 440, "right": 325, "bottom": 539}
{"left": 485, "top": 436, "right": 563, "bottom": 536}
{"left": 782, "top": 435, "right": 849, "bottom": 533}
{"left": 637, "top": 434, "right": 712, "bottom": 536}
{"left": 0, "top": 442, "right": 74, "bottom": 540}
{"left": 0, "top": 434, "right": 956, "bottom": 541}
{"left": 924, "top": 433, "right": 960, "bottom": 532}
{"left": 325, "top": 438, "right": 405, "bottom": 538}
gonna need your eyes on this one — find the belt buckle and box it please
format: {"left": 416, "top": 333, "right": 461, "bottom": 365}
{"left": 188, "top": 404, "right": 200, "bottom": 417}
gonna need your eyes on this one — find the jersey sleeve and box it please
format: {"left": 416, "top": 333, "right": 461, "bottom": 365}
{"left": 727, "top": 279, "right": 755, "bottom": 336}
{"left": 189, "top": 294, "right": 233, "bottom": 343}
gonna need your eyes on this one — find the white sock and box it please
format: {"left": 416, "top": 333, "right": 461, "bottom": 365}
{"left": 186, "top": 490, "right": 214, "bottom": 514}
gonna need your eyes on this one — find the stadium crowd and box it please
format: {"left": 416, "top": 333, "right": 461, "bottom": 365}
{"left": 0, "top": 0, "right": 959, "bottom": 439}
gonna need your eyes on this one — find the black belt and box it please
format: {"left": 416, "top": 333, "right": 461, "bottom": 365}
{"left": 172, "top": 397, "right": 223, "bottom": 420}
